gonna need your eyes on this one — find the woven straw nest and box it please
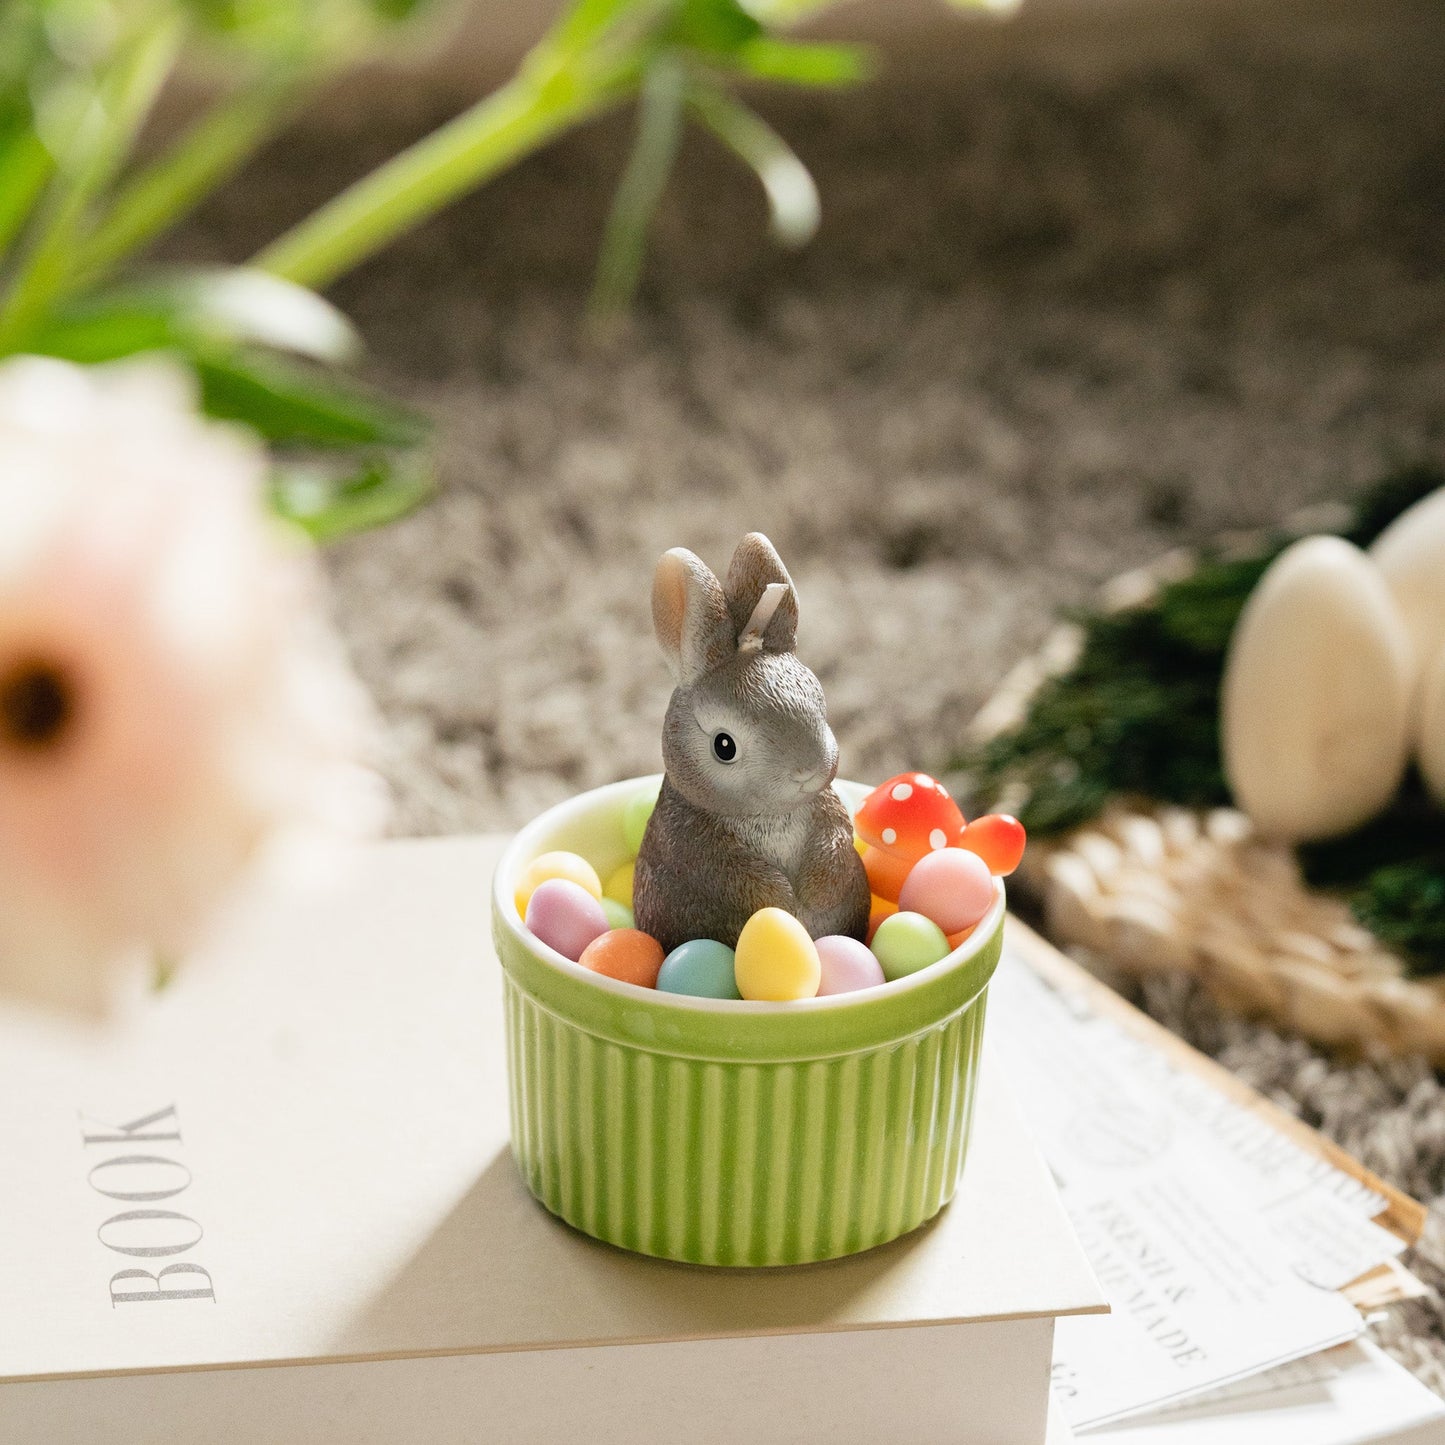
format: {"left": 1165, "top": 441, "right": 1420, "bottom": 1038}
{"left": 969, "top": 542, "right": 1445, "bottom": 1064}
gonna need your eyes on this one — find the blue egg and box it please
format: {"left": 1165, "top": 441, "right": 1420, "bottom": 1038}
{"left": 656, "top": 939, "right": 741, "bottom": 1000}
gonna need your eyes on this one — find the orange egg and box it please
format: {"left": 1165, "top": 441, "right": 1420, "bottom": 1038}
{"left": 578, "top": 928, "right": 664, "bottom": 988}
{"left": 862, "top": 845, "right": 912, "bottom": 904}
{"left": 945, "top": 924, "right": 977, "bottom": 952}
{"left": 867, "top": 894, "right": 897, "bottom": 944}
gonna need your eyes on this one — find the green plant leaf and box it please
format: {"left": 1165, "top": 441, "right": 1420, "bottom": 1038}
{"left": 180, "top": 0, "right": 434, "bottom": 68}
{"left": 269, "top": 449, "right": 434, "bottom": 542}
{"left": 731, "top": 36, "right": 871, "bottom": 88}
{"left": 31, "top": 267, "right": 359, "bottom": 365}
{"left": 0, "top": 10, "right": 185, "bottom": 352}
{"left": 737, "top": 0, "right": 841, "bottom": 19}
{"left": 362, "top": 0, "right": 431, "bottom": 21}
{"left": 75, "top": 73, "right": 304, "bottom": 284}
{"left": 0, "top": 123, "right": 52, "bottom": 261}
{"left": 251, "top": 0, "right": 871, "bottom": 297}
{"left": 1350, "top": 856, "right": 1445, "bottom": 976}
{"left": 254, "top": 50, "right": 636, "bottom": 288}
{"left": 688, "top": 84, "right": 819, "bottom": 245}
{"left": 590, "top": 52, "right": 688, "bottom": 318}
{"left": 549, "top": 0, "right": 668, "bottom": 60}
{"left": 196, "top": 349, "right": 424, "bottom": 447}
{"left": 660, "top": 0, "right": 762, "bottom": 55}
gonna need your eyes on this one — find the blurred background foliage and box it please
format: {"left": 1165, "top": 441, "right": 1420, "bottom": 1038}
{"left": 957, "top": 465, "right": 1445, "bottom": 976}
{"left": 0, "top": 0, "right": 1003, "bottom": 541}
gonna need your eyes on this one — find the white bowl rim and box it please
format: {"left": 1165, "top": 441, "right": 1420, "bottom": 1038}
{"left": 492, "top": 775, "right": 1006, "bottom": 1017}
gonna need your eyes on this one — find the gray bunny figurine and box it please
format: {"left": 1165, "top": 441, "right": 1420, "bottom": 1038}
{"left": 634, "top": 533, "right": 871, "bottom": 955}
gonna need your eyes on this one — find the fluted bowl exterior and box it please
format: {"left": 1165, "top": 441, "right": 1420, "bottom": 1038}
{"left": 492, "top": 777, "right": 1004, "bottom": 1267}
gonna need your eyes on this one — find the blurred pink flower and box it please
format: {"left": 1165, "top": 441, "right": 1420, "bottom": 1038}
{"left": 0, "top": 356, "right": 385, "bottom": 1013}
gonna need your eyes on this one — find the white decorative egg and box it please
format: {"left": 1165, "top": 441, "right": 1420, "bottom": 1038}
{"left": 1221, "top": 536, "right": 1412, "bottom": 842}
{"left": 1418, "top": 643, "right": 1445, "bottom": 807}
{"left": 1368, "top": 486, "right": 1445, "bottom": 681}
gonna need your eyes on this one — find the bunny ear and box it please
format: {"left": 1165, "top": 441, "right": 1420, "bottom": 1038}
{"left": 724, "top": 532, "right": 798, "bottom": 653}
{"left": 653, "top": 548, "right": 735, "bottom": 685}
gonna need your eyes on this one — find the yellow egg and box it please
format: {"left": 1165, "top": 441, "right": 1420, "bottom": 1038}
{"left": 734, "top": 908, "right": 821, "bottom": 1002}
{"left": 604, "top": 861, "right": 635, "bottom": 909}
{"left": 515, "top": 851, "right": 602, "bottom": 917}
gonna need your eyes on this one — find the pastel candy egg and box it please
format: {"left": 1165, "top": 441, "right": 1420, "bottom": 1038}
{"left": 898, "top": 848, "right": 996, "bottom": 934}
{"left": 815, "top": 935, "right": 886, "bottom": 995}
{"left": 604, "top": 861, "right": 635, "bottom": 908}
{"left": 515, "top": 850, "right": 602, "bottom": 917}
{"left": 623, "top": 782, "right": 660, "bottom": 856}
{"left": 734, "top": 908, "right": 821, "bottom": 1002}
{"left": 870, "top": 911, "right": 950, "bottom": 981}
{"left": 524, "top": 878, "right": 609, "bottom": 962}
{"left": 600, "top": 897, "right": 635, "bottom": 931}
{"left": 657, "top": 939, "right": 741, "bottom": 999}
{"left": 579, "top": 928, "right": 664, "bottom": 988}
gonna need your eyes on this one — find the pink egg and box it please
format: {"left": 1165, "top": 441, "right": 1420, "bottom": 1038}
{"left": 898, "top": 848, "right": 996, "bottom": 935}
{"left": 815, "top": 934, "right": 887, "bottom": 996}
{"left": 525, "top": 878, "right": 609, "bottom": 962}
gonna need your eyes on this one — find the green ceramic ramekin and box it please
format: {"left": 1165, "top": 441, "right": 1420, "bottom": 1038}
{"left": 492, "top": 776, "right": 1004, "bottom": 1267}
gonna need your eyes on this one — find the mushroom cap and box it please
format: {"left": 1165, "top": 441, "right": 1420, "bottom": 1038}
{"left": 855, "top": 772, "right": 966, "bottom": 862}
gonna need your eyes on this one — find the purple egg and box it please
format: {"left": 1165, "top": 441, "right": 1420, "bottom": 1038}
{"left": 525, "top": 878, "right": 609, "bottom": 962}
{"left": 898, "top": 848, "right": 995, "bottom": 935}
{"left": 815, "top": 934, "right": 887, "bottom": 996}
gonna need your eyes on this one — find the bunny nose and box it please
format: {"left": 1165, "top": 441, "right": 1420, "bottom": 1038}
{"left": 792, "top": 764, "right": 830, "bottom": 793}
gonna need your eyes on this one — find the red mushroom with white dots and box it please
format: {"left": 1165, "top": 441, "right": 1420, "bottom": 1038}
{"left": 855, "top": 773, "right": 967, "bottom": 864}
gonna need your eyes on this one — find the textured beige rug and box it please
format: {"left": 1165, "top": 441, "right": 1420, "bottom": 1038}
{"left": 179, "top": 0, "right": 1445, "bottom": 1393}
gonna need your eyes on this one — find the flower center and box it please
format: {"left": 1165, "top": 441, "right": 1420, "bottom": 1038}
{"left": 0, "top": 659, "right": 77, "bottom": 751}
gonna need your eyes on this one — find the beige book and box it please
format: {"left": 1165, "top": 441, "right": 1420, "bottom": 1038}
{"left": 0, "top": 836, "right": 1106, "bottom": 1445}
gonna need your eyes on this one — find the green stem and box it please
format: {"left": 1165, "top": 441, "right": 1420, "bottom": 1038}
{"left": 589, "top": 54, "right": 687, "bottom": 319}
{"left": 688, "top": 84, "right": 819, "bottom": 247}
{"left": 0, "top": 16, "right": 184, "bottom": 352}
{"left": 253, "top": 59, "right": 635, "bottom": 291}
{"left": 0, "top": 127, "right": 53, "bottom": 264}
{"left": 75, "top": 72, "right": 302, "bottom": 287}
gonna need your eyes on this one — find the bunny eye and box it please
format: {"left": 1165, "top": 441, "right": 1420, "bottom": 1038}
{"left": 712, "top": 731, "right": 738, "bottom": 764}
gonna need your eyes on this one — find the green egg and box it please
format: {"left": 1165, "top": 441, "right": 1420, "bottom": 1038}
{"left": 870, "top": 911, "right": 950, "bottom": 982}
{"left": 622, "top": 781, "right": 661, "bottom": 856}
{"left": 600, "top": 898, "right": 635, "bottom": 931}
